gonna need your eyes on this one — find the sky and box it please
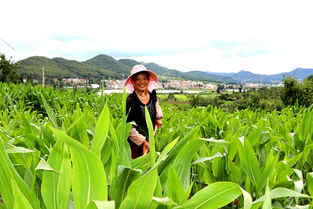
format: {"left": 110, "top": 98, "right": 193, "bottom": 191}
{"left": 1, "top": 0, "right": 313, "bottom": 75}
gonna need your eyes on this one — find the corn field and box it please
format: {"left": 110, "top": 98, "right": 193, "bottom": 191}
{"left": 0, "top": 83, "right": 312, "bottom": 209}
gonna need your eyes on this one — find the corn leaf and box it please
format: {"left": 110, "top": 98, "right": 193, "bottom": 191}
{"left": 50, "top": 127, "right": 107, "bottom": 209}
{"left": 68, "top": 108, "right": 89, "bottom": 147}
{"left": 306, "top": 172, "right": 313, "bottom": 196}
{"left": 262, "top": 183, "right": 271, "bottom": 209}
{"left": 35, "top": 158, "right": 54, "bottom": 171}
{"left": 118, "top": 88, "right": 132, "bottom": 166}
{"left": 6, "top": 147, "right": 34, "bottom": 154}
{"left": 167, "top": 166, "right": 186, "bottom": 205}
{"left": 109, "top": 165, "right": 142, "bottom": 208}
{"left": 173, "top": 182, "right": 241, "bottom": 209}
{"left": 152, "top": 197, "right": 177, "bottom": 206}
{"left": 0, "top": 203, "right": 7, "bottom": 209}
{"left": 0, "top": 138, "right": 41, "bottom": 209}
{"left": 237, "top": 136, "right": 260, "bottom": 186}
{"left": 131, "top": 152, "right": 152, "bottom": 171}
{"left": 253, "top": 187, "right": 310, "bottom": 205}
{"left": 158, "top": 125, "right": 200, "bottom": 174}
{"left": 145, "top": 106, "right": 156, "bottom": 164}
{"left": 12, "top": 180, "right": 33, "bottom": 209}
{"left": 257, "top": 150, "right": 279, "bottom": 193}
{"left": 41, "top": 141, "right": 71, "bottom": 209}
{"left": 151, "top": 137, "right": 179, "bottom": 170}
{"left": 91, "top": 104, "right": 110, "bottom": 156}
{"left": 172, "top": 138, "right": 206, "bottom": 190}
{"left": 240, "top": 187, "right": 252, "bottom": 209}
{"left": 86, "top": 201, "right": 115, "bottom": 209}
{"left": 119, "top": 169, "right": 158, "bottom": 209}
{"left": 40, "top": 92, "right": 58, "bottom": 128}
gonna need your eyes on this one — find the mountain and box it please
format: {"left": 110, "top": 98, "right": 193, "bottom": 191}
{"left": 16, "top": 54, "right": 313, "bottom": 83}
{"left": 187, "top": 71, "right": 236, "bottom": 83}
{"left": 16, "top": 56, "right": 122, "bottom": 80}
{"left": 283, "top": 68, "right": 313, "bottom": 79}
{"left": 16, "top": 55, "right": 230, "bottom": 82}
{"left": 139, "top": 62, "right": 232, "bottom": 82}
{"left": 117, "top": 59, "right": 141, "bottom": 67}
{"left": 205, "top": 69, "right": 313, "bottom": 83}
{"left": 83, "top": 54, "right": 131, "bottom": 76}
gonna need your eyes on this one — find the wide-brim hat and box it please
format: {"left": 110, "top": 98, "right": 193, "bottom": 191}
{"left": 125, "top": 64, "right": 158, "bottom": 93}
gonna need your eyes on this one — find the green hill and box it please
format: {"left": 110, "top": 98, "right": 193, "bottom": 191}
{"left": 16, "top": 56, "right": 121, "bottom": 80}
{"left": 16, "top": 54, "right": 231, "bottom": 82}
{"left": 117, "top": 59, "right": 141, "bottom": 68}
{"left": 83, "top": 54, "right": 131, "bottom": 77}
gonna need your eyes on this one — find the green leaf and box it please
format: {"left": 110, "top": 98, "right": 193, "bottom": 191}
{"left": 257, "top": 150, "right": 278, "bottom": 193}
{"left": 253, "top": 187, "right": 310, "bottom": 205}
{"left": 40, "top": 92, "right": 58, "bottom": 128}
{"left": 293, "top": 169, "right": 304, "bottom": 194}
{"left": 35, "top": 158, "right": 54, "bottom": 171}
{"left": 119, "top": 169, "right": 158, "bottom": 209}
{"left": 240, "top": 187, "right": 252, "bottom": 209}
{"left": 172, "top": 138, "right": 206, "bottom": 190}
{"left": 109, "top": 121, "right": 131, "bottom": 167}
{"left": 12, "top": 180, "right": 33, "bottom": 209}
{"left": 0, "top": 138, "right": 41, "bottom": 209}
{"left": 109, "top": 165, "right": 142, "bottom": 208}
{"left": 145, "top": 106, "right": 156, "bottom": 164}
{"left": 131, "top": 152, "right": 153, "bottom": 172}
{"left": 174, "top": 182, "right": 241, "bottom": 209}
{"left": 41, "top": 141, "right": 71, "bottom": 209}
{"left": 118, "top": 89, "right": 132, "bottom": 166}
{"left": 262, "top": 183, "right": 271, "bottom": 209}
{"left": 306, "top": 172, "right": 313, "bottom": 196}
{"left": 152, "top": 197, "right": 177, "bottom": 206}
{"left": 237, "top": 136, "right": 260, "bottom": 186}
{"left": 67, "top": 108, "right": 89, "bottom": 147}
{"left": 167, "top": 166, "right": 186, "bottom": 205}
{"left": 6, "top": 147, "right": 34, "bottom": 154}
{"left": 0, "top": 203, "right": 7, "bottom": 209}
{"left": 158, "top": 125, "right": 200, "bottom": 175}
{"left": 91, "top": 104, "right": 110, "bottom": 156}
{"left": 86, "top": 200, "right": 115, "bottom": 209}
{"left": 193, "top": 152, "right": 223, "bottom": 165}
{"left": 50, "top": 127, "right": 107, "bottom": 209}
{"left": 151, "top": 137, "right": 179, "bottom": 170}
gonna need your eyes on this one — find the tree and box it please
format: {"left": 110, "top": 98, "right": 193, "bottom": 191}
{"left": 301, "top": 75, "right": 313, "bottom": 106}
{"left": 280, "top": 77, "right": 302, "bottom": 106}
{"left": 280, "top": 76, "right": 313, "bottom": 107}
{"left": 0, "top": 53, "right": 22, "bottom": 83}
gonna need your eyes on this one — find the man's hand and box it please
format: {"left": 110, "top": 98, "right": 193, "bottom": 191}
{"left": 142, "top": 140, "right": 150, "bottom": 155}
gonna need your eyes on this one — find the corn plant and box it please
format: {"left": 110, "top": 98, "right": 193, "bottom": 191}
{"left": 0, "top": 83, "right": 312, "bottom": 208}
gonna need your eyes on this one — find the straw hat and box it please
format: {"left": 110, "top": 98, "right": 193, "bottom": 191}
{"left": 125, "top": 64, "right": 158, "bottom": 93}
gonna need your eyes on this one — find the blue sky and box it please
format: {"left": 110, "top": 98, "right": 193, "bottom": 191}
{"left": 1, "top": 0, "right": 313, "bottom": 75}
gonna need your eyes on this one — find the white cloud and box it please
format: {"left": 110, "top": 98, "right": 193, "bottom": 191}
{"left": 1, "top": 0, "right": 313, "bottom": 74}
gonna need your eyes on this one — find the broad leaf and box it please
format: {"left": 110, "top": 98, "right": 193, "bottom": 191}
{"left": 50, "top": 127, "right": 107, "bottom": 209}
{"left": 119, "top": 169, "right": 158, "bottom": 209}
{"left": 174, "top": 182, "right": 241, "bottom": 209}
{"left": 41, "top": 141, "right": 71, "bottom": 209}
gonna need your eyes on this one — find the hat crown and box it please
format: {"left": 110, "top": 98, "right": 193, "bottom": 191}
{"left": 130, "top": 65, "right": 148, "bottom": 75}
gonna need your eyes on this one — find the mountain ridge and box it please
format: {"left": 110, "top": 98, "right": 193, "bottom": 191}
{"left": 15, "top": 54, "right": 313, "bottom": 83}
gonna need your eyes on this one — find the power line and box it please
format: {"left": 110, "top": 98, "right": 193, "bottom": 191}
{"left": 0, "top": 38, "right": 16, "bottom": 51}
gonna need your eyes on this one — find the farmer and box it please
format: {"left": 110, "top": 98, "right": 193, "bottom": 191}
{"left": 125, "top": 64, "right": 163, "bottom": 158}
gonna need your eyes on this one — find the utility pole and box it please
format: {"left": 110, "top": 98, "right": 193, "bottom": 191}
{"left": 42, "top": 67, "right": 45, "bottom": 87}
